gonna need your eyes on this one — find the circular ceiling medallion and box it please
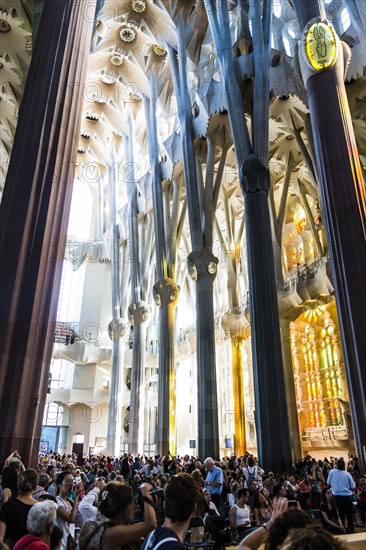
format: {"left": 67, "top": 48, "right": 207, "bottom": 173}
{"left": 132, "top": 0, "right": 146, "bottom": 13}
{"left": 111, "top": 51, "right": 124, "bottom": 66}
{"left": 304, "top": 19, "right": 337, "bottom": 71}
{"left": 119, "top": 25, "right": 136, "bottom": 43}
{"left": 152, "top": 44, "right": 166, "bottom": 57}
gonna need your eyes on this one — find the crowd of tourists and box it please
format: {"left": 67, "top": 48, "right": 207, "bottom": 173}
{"left": 0, "top": 449, "right": 364, "bottom": 549}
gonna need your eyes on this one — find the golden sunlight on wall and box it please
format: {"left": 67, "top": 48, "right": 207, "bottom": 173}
{"left": 290, "top": 301, "right": 352, "bottom": 451}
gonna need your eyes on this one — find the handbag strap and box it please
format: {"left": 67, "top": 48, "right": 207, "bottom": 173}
{"left": 79, "top": 520, "right": 112, "bottom": 550}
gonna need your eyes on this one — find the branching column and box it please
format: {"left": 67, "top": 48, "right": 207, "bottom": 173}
{"left": 168, "top": 21, "right": 220, "bottom": 459}
{"left": 241, "top": 155, "right": 292, "bottom": 470}
{"left": 125, "top": 116, "right": 149, "bottom": 455}
{"left": 106, "top": 160, "right": 125, "bottom": 457}
{"left": 0, "top": 0, "right": 97, "bottom": 467}
{"left": 205, "top": 0, "right": 292, "bottom": 470}
{"left": 144, "top": 82, "right": 181, "bottom": 457}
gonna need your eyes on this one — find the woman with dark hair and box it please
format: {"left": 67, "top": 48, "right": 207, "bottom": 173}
{"left": 0, "top": 469, "right": 38, "bottom": 547}
{"left": 78, "top": 481, "right": 156, "bottom": 550}
{"left": 271, "top": 483, "right": 286, "bottom": 506}
{"left": 307, "top": 463, "right": 323, "bottom": 510}
{"left": 191, "top": 470, "right": 205, "bottom": 518}
{"left": 55, "top": 470, "right": 82, "bottom": 550}
{"left": 319, "top": 487, "right": 346, "bottom": 534}
{"left": 0, "top": 467, "right": 19, "bottom": 505}
{"left": 203, "top": 489, "right": 220, "bottom": 519}
{"left": 279, "top": 524, "right": 348, "bottom": 550}
{"left": 253, "top": 491, "right": 272, "bottom": 526}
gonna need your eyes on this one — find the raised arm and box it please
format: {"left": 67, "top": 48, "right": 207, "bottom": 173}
{"left": 102, "top": 485, "right": 157, "bottom": 549}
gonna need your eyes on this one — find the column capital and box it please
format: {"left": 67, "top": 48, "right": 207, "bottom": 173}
{"left": 187, "top": 249, "right": 218, "bottom": 282}
{"left": 128, "top": 301, "right": 150, "bottom": 325}
{"left": 240, "top": 153, "right": 270, "bottom": 194}
{"left": 108, "top": 318, "right": 129, "bottom": 342}
{"left": 153, "top": 278, "right": 180, "bottom": 307}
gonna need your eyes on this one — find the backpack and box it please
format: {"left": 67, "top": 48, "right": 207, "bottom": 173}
{"left": 141, "top": 529, "right": 181, "bottom": 549}
{"left": 245, "top": 466, "right": 257, "bottom": 485}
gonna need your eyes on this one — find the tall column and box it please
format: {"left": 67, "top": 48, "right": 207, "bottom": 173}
{"left": 194, "top": 266, "right": 219, "bottom": 459}
{"left": 144, "top": 84, "right": 180, "bottom": 458}
{"left": 0, "top": 0, "right": 97, "bottom": 467}
{"left": 168, "top": 20, "right": 220, "bottom": 460}
{"left": 154, "top": 280, "right": 179, "bottom": 456}
{"left": 241, "top": 155, "right": 292, "bottom": 472}
{"left": 293, "top": 0, "right": 366, "bottom": 472}
{"left": 106, "top": 161, "right": 124, "bottom": 457}
{"left": 127, "top": 312, "right": 148, "bottom": 455}
{"left": 204, "top": 0, "right": 292, "bottom": 468}
{"left": 125, "top": 116, "right": 149, "bottom": 456}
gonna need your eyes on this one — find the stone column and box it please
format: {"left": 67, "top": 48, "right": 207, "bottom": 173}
{"left": 127, "top": 305, "right": 149, "bottom": 455}
{"left": 153, "top": 279, "right": 179, "bottom": 456}
{"left": 241, "top": 155, "right": 292, "bottom": 472}
{"left": 293, "top": 0, "right": 366, "bottom": 472}
{"left": 0, "top": 0, "right": 97, "bottom": 467}
{"left": 106, "top": 162, "right": 125, "bottom": 457}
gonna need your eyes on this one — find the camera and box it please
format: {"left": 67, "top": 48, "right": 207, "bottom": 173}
{"left": 150, "top": 487, "right": 164, "bottom": 499}
{"left": 288, "top": 500, "right": 297, "bottom": 509}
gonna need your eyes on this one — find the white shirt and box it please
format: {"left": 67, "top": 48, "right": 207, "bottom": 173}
{"left": 74, "top": 487, "right": 100, "bottom": 527}
{"left": 233, "top": 504, "right": 251, "bottom": 527}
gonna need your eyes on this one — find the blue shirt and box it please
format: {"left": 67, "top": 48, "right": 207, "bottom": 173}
{"left": 206, "top": 466, "right": 223, "bottom": 495}
{"left": 327, "top": 468, "right": 355, "bottom": 496}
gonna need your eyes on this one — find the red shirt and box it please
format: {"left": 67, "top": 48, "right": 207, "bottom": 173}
{"left": 13, "top": 535, "right": 49, "bottom": 550}
{"left": 299, "top": 479, "right": 310, "bottom": 492}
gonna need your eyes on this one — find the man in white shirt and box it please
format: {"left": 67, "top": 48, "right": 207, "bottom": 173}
{"left": 327, "top": 458, "right": 356, "bottom": 532}
{"left": 140, "top": 459, "right": 164, "bottom": 480}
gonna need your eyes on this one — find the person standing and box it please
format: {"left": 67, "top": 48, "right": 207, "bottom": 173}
{"left": 327, "top": 458, "right": 355, "bottom": 533}
{"left": 203, "top": 458, "right": 223, "bottom": 508}
{"left": 55, "top": 471, "right": 81, "bottom": 549}
{"left": 307, "top": 463, "right": 323, "bottom": 510}
{"left": 0, "top": 469, "right": 38, "bottom": 547}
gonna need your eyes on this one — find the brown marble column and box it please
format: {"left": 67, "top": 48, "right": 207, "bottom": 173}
{"left": 0, "top": 0, "right": 97, "bottom": 467}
